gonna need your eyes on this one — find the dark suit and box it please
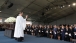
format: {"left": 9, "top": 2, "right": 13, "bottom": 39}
{"left": 53, "top": 28, "right": 57, "bottom": 39}
{"left": 65, "top": 29, "right": 69, "bottom": 41}
{"left": 73, "top": 27, "right": 76, "bottom": 39}
{"left": 61, "top": 28, "right": 65, "bottom": 40}
{"left": 68, "top": 28, "right": 73, "bottom": 41}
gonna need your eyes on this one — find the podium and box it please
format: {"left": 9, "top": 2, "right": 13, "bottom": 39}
{"left": 4, "top": 29, "right": 14, "bottom": 38}
{"left": 4, "top": 23, "right": 15, "bottom": 38}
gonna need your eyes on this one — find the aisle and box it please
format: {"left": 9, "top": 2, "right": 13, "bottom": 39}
{"left": 0, "top": 31, "right": 71, "bottom": 43}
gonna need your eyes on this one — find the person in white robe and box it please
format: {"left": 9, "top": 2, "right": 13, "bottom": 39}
{"left": 14, "top": 12, "right": 26, "bottom": 42}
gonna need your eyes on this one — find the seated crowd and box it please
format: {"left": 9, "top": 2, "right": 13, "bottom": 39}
{"left": 0, "top": 24, "right": 6, "bottom": 31}
{"left": 24, "top": 24, "right": 76, "bottom": 42}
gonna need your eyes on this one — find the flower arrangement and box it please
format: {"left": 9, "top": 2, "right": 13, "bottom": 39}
{"left": 4, "top": 17, "right": 16, "bottom": 23}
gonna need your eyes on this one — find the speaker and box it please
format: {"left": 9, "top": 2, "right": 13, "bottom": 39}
{"left": 7, "top": 3, "right": 13, "bottom": 9}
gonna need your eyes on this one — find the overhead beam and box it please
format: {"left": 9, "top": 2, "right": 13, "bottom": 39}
{"left": 30, "top": 0, "right": 57, "bottom": 19}
{"left": 50, "top": 11, "right": 76, "bottom": 22}
{"left": 12, "top": 0, "right": 36, "bottom": 17}
{"left": 43, "top": 7, "right": 69, "bottom": 21}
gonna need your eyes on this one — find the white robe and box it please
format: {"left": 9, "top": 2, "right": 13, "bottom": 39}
{"left": 14, "top": 16, "right": 26, "bottom": 38}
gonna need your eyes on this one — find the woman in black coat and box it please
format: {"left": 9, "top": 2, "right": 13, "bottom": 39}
{"left": 57, "top": 26, "right": 61, "bottom": 40}
{"left": 65, "top": 25, "right": 69, "bottom": 41}
{"left": 69, "top": 26, "right": 73, "bottom": 41}
{"left": 49, "top": 25, "right": 53, "bottom": 39}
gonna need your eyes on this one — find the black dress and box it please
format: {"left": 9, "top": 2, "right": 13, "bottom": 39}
{"left": 34, "top": 27, "right": 38, "bottom": 36}
{"left": 44, "top": 27, "right": 47, "bottom": 37}
{"left": 49, "top": 28, "right": 53, "bottom": 35}
{"left": 36, "top": 27, "right": 42, "bottom": 37}
{"left": 57, "top": 29, "right": 61, "bottom": 36}
{"left": 46, "top": 28, "right": 50, "bottom": 38}
{"left": 31, "top": 27, "right": 35, "bottom": 35}
{"left": 69, "top": 28, "right": 73, "bottom": 38}
{"left": 41, "top": 28, "right": 45, "bottom": 37}
{"left": 27, "top": 26, "right": 31, "bottom": 34}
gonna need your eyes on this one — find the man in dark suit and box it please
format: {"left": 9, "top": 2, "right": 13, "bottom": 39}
{"left": 60, "top": 25, "right": 65, "bottom": 40}
{"left": 69, "top": 26, "right": 73, "bottom": 41}
{"left": 73, "top": 24, "right": 76, "bottom": 39}
{"left": 53, "top": 25, "right": 57, "bottom": 39}
{"left": 65, "top": 25, "right": 69, "bottom": 41}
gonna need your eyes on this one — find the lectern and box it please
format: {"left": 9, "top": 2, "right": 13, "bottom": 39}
{"left": 4, "top": 22, "right": 15, "bottom": 38}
